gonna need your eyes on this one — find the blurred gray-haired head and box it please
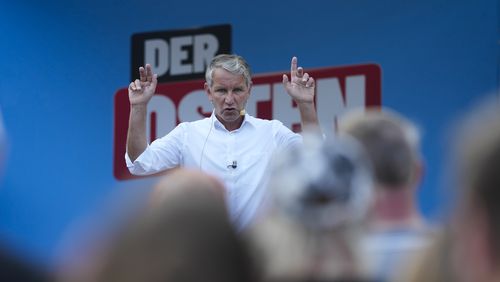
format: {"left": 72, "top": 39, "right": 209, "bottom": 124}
{"left": 247, "top": 135, "right": 374, "bottom": 280}
{"left": 268, "top": 134, "right": 373, "bottom": 230}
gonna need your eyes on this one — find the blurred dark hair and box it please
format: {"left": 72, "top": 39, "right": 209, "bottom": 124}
{"left": 0, "top": 245, "right": 51, "bottom": 282}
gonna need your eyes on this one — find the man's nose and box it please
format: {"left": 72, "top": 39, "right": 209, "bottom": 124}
{"left": 225, "top": 92, "right": 235, "bottom": 104}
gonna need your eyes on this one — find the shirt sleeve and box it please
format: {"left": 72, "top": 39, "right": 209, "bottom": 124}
{"left": 271, "top": 120, "right": 303, "bottom": 150}
{"left": 125, "top": 123, "right": 186, "bottom": 175}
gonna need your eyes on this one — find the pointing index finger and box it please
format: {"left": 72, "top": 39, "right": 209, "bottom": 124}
{"left": 290, "top": 56, "right": 297, "bottom": 78}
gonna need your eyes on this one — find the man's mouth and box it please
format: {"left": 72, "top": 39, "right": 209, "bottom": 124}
{"left": 223, "top": 108, "right": 237, "bottom": 113}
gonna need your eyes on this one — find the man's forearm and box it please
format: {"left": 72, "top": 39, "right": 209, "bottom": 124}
{"left": 297, "top": 102, "right": 320, "bottom": 132}
{"left": 127, "top": 104, "right": 148, "bottom": 162}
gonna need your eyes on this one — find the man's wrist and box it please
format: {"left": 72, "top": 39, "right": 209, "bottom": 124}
{"left": 130, "top": 104, "right": 148, "bottom": 113}
{"left": 296, "top": 100, "right": 315, "bottom": 108}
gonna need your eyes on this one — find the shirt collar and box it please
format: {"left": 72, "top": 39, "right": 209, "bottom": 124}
{"left": 211, "top": 111, "right": 256, "bottom": 131}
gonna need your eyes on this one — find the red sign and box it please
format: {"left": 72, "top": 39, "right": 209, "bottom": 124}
{"left": 114, "top": 64, "right": 381, "bottom": 180}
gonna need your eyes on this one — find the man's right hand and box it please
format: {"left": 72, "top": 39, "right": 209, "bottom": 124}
{"left": 128, "top": 64, "right": 158, "bottom": 106}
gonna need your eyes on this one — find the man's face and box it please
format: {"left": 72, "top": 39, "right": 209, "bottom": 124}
{"left": 205, "top": 68, "right": 251, "bottom": 129}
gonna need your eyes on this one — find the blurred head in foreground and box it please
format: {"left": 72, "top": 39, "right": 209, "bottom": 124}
{"left": 451, "top": 99, "right": 500, "bottom": 282}
{"left": 248, "top": 134, "right": 373, "bottom": 282}
{"left": 62, "top": 169, "right": 254, "bottom": 282}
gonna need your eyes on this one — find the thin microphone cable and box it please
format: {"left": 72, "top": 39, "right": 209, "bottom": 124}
{"left": 199, "top": 110, "right": 214, "bottom": 170}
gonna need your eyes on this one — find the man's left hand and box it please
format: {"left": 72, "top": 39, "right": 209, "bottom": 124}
{"left": 282, "top": 56, "right": 315, "bottom": 104}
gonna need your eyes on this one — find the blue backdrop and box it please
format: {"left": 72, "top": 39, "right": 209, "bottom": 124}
{"left": 0, "top": 0, "right": 498, "bottom": 267}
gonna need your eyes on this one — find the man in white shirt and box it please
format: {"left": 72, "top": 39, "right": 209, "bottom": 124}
{"left": 126, "top": 54, "right": 319, "bottom": 229}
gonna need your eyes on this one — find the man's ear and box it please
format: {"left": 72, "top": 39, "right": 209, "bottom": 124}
{"left": 204, "top": 82, "right": 212, "bottom": 101}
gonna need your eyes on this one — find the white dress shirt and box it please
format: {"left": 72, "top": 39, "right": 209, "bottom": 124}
{"left": 126, "top": 113, "right": 302, "bottom": 229}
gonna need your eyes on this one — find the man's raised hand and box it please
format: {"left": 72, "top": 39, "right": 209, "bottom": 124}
{"left": 282, "top": 56, "right": 315, "bottom": 104}
{"left": 128, "top": 64, "right": 158, "bottom": 106}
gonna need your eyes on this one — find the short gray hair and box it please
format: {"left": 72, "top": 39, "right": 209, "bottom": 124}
{"left": 205, "top": 54, "right": 252, "bottom": 87}
{"left": 338, "top": 108, "right": 421, "bottom": 188}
